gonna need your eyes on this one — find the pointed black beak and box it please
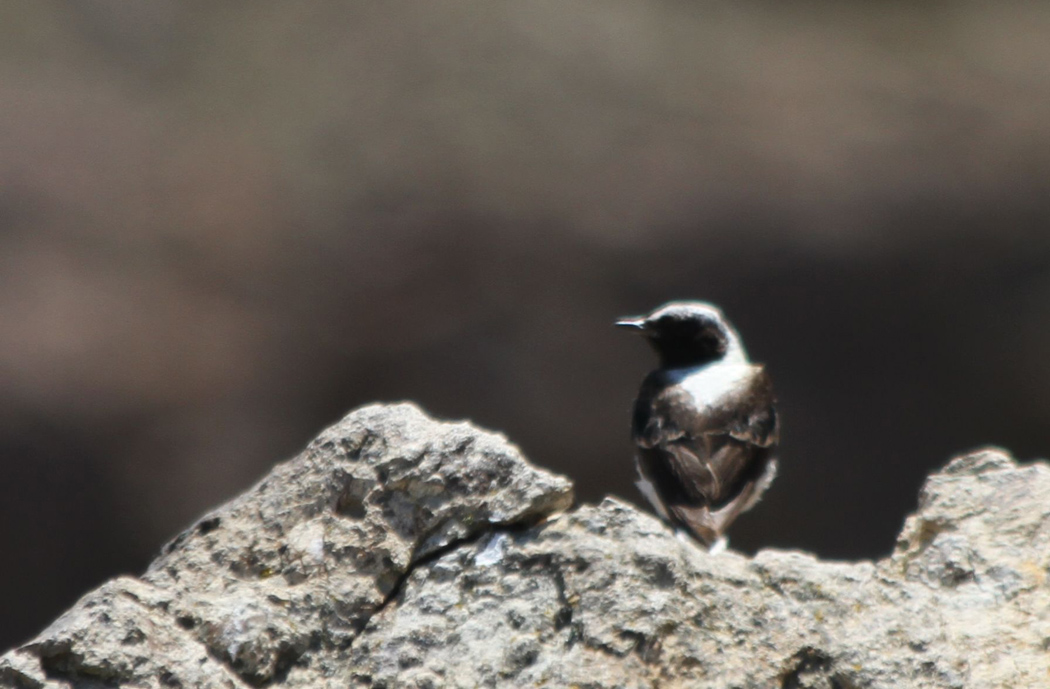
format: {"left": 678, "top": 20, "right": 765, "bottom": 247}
{"left": 615, "top": 317, "right": 647, "bottom": 331}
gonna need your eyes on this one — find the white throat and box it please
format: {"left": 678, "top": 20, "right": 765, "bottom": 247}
{"left": 720, "top": 336, "right": 748, "bottom": 365}
{"left": 666, "top": 341, "right": 752, "bottom": 410}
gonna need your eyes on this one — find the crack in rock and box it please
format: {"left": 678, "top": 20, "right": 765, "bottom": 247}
{"left": 0, "top": 403, "right": 572, "bottom": 688}
{"left": 339, "top": 448, "right": 1050, "bottom": 688}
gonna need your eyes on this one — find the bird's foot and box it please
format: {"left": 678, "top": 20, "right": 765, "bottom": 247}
{"left": 707, "top": 536, "right": 728, "bottom": 555}
{"left": 673, "top": 529, "right": 728, "bottom": 554}
{"left": 674, "top": 529, "right": 694, "bottom": 546}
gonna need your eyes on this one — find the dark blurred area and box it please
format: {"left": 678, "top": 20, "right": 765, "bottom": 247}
{"left": 3, "top": 0, "right": 1050, "bottom": 649}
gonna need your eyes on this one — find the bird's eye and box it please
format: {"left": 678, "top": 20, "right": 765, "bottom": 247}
{"left": 697, "top": 329, "right": 724, "bottom": 352}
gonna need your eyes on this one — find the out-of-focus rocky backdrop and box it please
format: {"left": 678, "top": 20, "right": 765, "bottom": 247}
{"left": 2, "top": 1, "right": 1049, "bottom": 650}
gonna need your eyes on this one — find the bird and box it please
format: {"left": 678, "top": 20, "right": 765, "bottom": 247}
{"left": 616, "top": 301, "right": 778, "bottom": 550}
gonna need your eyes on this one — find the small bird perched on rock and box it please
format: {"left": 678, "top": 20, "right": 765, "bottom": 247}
{"left": 617, "top": 301, "right": 778, "bottom": 550}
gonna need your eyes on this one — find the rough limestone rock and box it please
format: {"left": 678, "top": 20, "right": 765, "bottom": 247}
{"left": 2, "top": 404, "right": 1049, "bottom": 688}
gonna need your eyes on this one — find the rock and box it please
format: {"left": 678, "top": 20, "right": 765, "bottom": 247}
{"left": 350, "top": 446, "right": 1050, "bottom": 688}
{"left": 0, "top": 403, "right": 573, "bottom": 688}
{"left": 2, "top": 410, "right": 1049, "bottom": 688}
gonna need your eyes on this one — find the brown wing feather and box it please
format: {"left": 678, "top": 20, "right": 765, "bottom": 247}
{"left": 632, "top": 366, "right": 778, "bottom": 543}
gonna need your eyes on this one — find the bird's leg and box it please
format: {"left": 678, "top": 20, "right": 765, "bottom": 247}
{"left": 707, "top": 536, "right": 728, "bottom": 555}
{"left": 673, "top": 526, "right": 726, "bottom": 554}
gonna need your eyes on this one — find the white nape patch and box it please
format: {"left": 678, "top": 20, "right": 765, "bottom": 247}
{"left": 667, "top": 362, "right": 754, "bottom": 411}
{"left": 474, "top": 532, "right": 508, "bottom": 567}
{"left": 634, "top": 457, "right": 670, "bottom": 521}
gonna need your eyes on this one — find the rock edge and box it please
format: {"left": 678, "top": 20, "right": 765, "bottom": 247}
{"left": 2, "top": 404, "right": 1048, "bottom": 689}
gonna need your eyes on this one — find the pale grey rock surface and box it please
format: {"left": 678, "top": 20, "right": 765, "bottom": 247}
{"left": 348, "top": 448, "right": 1050, "bottom": 688}
{"left": 0, "top": 403, "right": 573, "bottom": 689}
{"left": 2, "top": 405, "right": 1048, "bottom": 688}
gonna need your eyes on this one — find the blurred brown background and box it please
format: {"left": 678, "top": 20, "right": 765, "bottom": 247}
{"left": 3, "top": 0, "right": 1050, "bottom": 649}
